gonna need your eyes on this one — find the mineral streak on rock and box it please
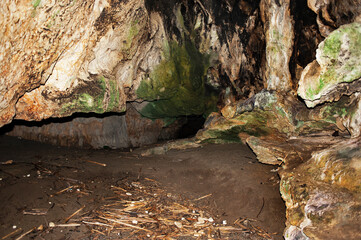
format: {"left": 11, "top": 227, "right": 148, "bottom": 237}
{"left": 261, "top": 0, "right": 294, "bottom": 92}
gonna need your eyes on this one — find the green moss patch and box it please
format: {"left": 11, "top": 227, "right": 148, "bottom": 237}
{"left": 307, "top": 22, "right": 361, "bottom": 100}
{"left": 136, "top": 39, "right": 218, "bottom": 119}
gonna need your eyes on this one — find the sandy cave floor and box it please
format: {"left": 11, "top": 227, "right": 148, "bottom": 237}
{"left": 0, "top": 136, "right": 285, "bottom": 239}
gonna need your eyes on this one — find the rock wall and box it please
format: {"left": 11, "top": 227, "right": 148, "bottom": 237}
{"left": 7, "top": 104, "right": 181, "bottom": 149}
{"left": 261, "top": 0, "right": 294, "bottom": 91}
{"left": 0, "top": 0, "right": 271, "bottom": 128}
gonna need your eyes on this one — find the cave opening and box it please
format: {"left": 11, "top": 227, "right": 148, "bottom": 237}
{"left": 2, "top": 0, "right": 361, "bottom": 239}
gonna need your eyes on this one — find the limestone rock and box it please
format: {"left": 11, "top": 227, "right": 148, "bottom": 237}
{"left": 0, "top": 0, "right": 108, "bottom": 126}
{"left": 261, "top": 0, "right": 294, "bottom": 92}
{"left": 0, "top": 0, "right": 269, "bottom": 127}
{"left": 140, "top": 138, "right": 201, "bottom": 156}
{"left": 7, "top": 105, "right": 181, "bottom": 149}
{"left": 307, "top": 0, "right": 361, "bottom": 37}
{"left": 246, "top": 136, "right": 286, "bottom": 165}
{"left": 298, "top": 22, "right": 361, "bottom": 108}
{"left": 297, "top": 22, "right": 361, "bottom": 136}
{"left": 280, "top": 138, "right": 361, "bottom": 240}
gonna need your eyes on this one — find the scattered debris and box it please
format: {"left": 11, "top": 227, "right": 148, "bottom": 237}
{"left": 0, "top": 176, "right": 276, "bottom": 239}
{"left": 76, "top": 178, "right": 275, "bottom": 239}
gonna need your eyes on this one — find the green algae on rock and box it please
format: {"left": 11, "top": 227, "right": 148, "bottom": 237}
{"left": 136, "top": 39, "right": 218, "bottom": 119}
{"left": 61, "top": 76, "right": 121, "bottom": 115}
{"left": 298, "top": 22, "right": 361, "bottom": 107}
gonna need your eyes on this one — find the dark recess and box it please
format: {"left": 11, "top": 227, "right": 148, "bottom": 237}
{"left": 0, "top": 112, "right": 125, "bottom": 136}
{"left": 289, "top": 0, "right": 322, "bottom": 85}
{"left": 177, "top": 115, "right": 206, "bottom": 138}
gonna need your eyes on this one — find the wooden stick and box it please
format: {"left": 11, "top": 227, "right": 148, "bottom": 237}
{"left": 54, "top": 223, "right": 81, "bottom": 227}
{"left": 23, "top": 208, "right": 48, "bottom": 216}
{"left": 256, "top": 198, "right": 265, "bottom": 218}
{"left": 55, "top": 185, "right": 79, "bottom": 195}
{"left": 91, "top": 228, "right": 107, "bottom": 236}
{"left": 110, "top": 185, "right": 127, "bottom": 192}
{"left": 65, "top": 206, "right": 85, "bottom": 223}
{"left": 144, "top": 178, "right": 159, "bottom": 183}
{"left": 82, "top": 221, "right": 113, "bottom": 227}
{"left": 1, "top": 160, "right": 13, "bottom": 165}
{"left": 15, "top": 227, "right": 35, "bottom": 240}
{"left": 1, "top": 228, "right": 22, "bottom": 240}
{"left": 193, "top": 194, "right": 212, "bottom": 201}
{"left": 85, "top": 160, "right": 106, "bottom": 167}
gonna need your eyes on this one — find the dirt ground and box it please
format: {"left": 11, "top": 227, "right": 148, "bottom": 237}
{"left": 0, "top": 135, "right": 285, "bottom": 239}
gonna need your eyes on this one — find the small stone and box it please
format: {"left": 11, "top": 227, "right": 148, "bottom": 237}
{"left": 174, "top": 221, "right": 182, "bottom": 228}
{"left": 132, "top": 220, "right": 138, "bottom": 224}
{"left": 12, "top": 225, "right": 16, "bottom": 229}
{"left": 197, "top": 217, "right": 206, "bottom": 224}
{"left": 126, "top": 192, "right": 132, "bottom": 196}
{"left": 49, "top": 222, "right": 55, "bottom": 227}
{"left": 222, "top": 220, "right": 227, "bottom": 225}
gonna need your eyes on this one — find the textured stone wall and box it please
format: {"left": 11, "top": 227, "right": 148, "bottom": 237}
{"left": 0, "top": 0, "right": 270, "bottom": 128}
{"left": 7, "top": 104, "right": 181, "bottom": 149}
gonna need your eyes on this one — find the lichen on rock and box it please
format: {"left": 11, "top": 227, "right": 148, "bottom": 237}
{"left": 298, "top": 22, "right": 361, "bottom": 107}
{"left": 61, "top": 76, "right": 122, "bottom": 115}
